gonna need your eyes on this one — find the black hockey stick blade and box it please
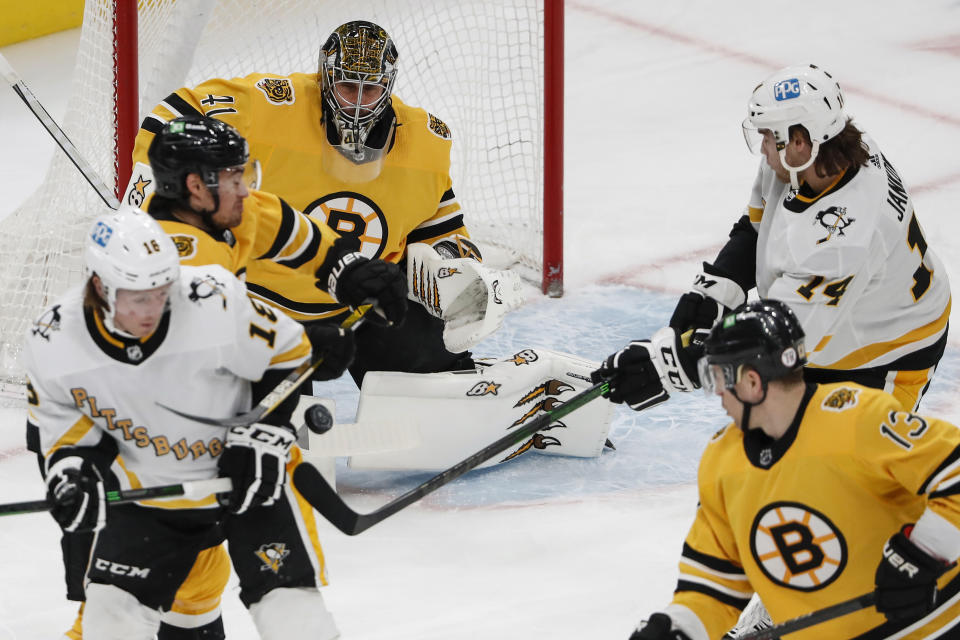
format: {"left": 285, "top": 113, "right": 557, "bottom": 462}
{"left": 739, "top": 592, "right": 876, "bottom": 640}
{"left": 157, "top": 305, "right": 370, "bottom": 428}
{"left": 0, "top": 477, "right": 232, "bottom": 517}
{"left": 294, "top": 380, "right": 609, "bottom": 535}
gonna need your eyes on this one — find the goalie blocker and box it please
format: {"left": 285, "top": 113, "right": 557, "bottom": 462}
{"left": 311, "top": 348, "right": 614, "bottom": 471}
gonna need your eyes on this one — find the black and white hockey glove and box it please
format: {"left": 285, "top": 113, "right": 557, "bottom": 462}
{"left": 45, "top": 456, "right": 106, "bottom": 533}
{"left": 305, "top": 323, "right": 356, "bottom": 381}
{"left": 629, "top": 613, "right": 691, "bottom": 640}
{"left": 316, "top": 249, "right": 408, "bottom": 326}
{"left": 875, "top": 525, "right": 953, "bottom": 621}
{"left": 592, "top": 341, "right": 669, "bottom": 411}
{"left": 593, "top": 328, "right": 699, "bottom": 410}
{"left": 217, "top": 423, "right": 296, "bottom": 515}
{"left": 669, "top": 263, "right": 747, "bottom": 348}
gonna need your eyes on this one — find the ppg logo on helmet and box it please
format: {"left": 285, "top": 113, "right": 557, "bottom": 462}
{"left": 774, "top": 78, "right": 801, "bottom": 101}
{"left": 91, "top": 221, "right": 113, "bottom": 247}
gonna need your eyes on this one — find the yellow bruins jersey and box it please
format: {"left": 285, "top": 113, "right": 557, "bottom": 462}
{"left": 131, "top": 73, "right": 468, "bottom": 320}
{"left": 667, "top": 383, "right": 960, "bottom": 639}
{"left": 148, "top": 189, "right": 340, "bottom": 284}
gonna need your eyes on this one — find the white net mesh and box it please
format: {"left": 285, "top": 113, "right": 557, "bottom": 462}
{"left": 0, "top": 0, "right": 548, "bottom": 397}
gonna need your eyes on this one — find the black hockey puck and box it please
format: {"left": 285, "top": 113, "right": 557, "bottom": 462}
{"left": 304, "top": 403, "right": 334, "bottom": 435}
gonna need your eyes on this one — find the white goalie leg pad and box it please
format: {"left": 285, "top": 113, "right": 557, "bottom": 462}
{"left": 406, "top": 242, "right": 524, "bottom": 351}
{"left": 249, "top": 587, "right": 339, "bottom": 640}
{"left": 83, "top": 583, "right": 161, "bottom": 640}
{"left": 348, "top": 348, "right": 614, "bottom": 471}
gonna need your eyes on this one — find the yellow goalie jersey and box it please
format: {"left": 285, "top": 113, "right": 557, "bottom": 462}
{"left": 131, "top": 73, "right": 468, "bottom": 320}
{"left": 147, "top": 189, "right": 340, "bottom": 283}
{"left": 667, "top": 383, "right": 960, "bottom": 639}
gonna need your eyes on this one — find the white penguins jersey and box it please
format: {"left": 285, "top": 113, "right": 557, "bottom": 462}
{"left": 21, "top": 264, "right": 312, "bottom": 509}
{"left": 749, "top": 135, "right": 950, "bottom": 370}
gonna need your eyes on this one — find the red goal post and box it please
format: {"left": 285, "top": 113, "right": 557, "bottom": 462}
{"left": 0, "top": 0, "right": 563, "bottom": 397}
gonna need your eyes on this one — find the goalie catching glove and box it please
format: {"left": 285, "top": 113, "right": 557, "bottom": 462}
{"left": 45, "top": 454, "right": 107, "bottom": 533}
{"left": 315, "top": 238, "right": 408, "bottom": 326}
{"left": 217, "top": 423, "right": 296, "bottom": 514}
{"left": 592, "top": 328, "right": 699, "bottom": 410}
{"left": 670, "top": 263, "right": 746, "bottom": 349}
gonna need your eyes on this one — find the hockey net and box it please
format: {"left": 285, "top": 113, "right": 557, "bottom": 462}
{"left": 0, "top": 0, "right": 562, "bottom": 400}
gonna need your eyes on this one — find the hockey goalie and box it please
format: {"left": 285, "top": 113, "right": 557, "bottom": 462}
{"left": 302, "top": 243, "right": 615, "bottom": 472}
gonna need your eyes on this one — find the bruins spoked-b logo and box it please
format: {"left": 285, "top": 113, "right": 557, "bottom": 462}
{"left": 255, "top": 78, "right": 295, "bottom": 105}
{"left": 304, "top": 192, "right": 387, "bottom": 259}
{"left": 750, "top": 502, "right": 847, "bottom": 591}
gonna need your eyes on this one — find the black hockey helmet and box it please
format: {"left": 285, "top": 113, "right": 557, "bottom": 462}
{"left": 147, "top": 115, "right": 249, "bottom": 201}
{"left": 698, "top": 299, "right": 806, "bottom": 397}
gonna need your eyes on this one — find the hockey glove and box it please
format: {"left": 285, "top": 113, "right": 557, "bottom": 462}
{"left": 592, "top": 341, "right": 669, "bottom": 411}
{"left": 629, "top": 613, "right": 691, "bottom": 640}
{"left": 874, "top": 525, "right": 953, "bottom": 621}
{"left": 217, "top": 423, "right": 296, "bottom": 514}
{"left": 317, "top": 251, "right": 407, "bottom": 326}
{"left": 45, "top": 456, "right": 106, "bottom": 533}
{"left": 305, "top": 323, "right": 356, "bottom": 381}
{"left": 669, "top": 264, "right": 747, "bottom": 348}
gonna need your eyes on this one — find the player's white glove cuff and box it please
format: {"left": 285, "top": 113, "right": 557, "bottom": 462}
{"left": 691, "top": 270, "right": 746, "bottom": 311}
{"left": 649, "top": 327, "right": 700, "bottom": 393}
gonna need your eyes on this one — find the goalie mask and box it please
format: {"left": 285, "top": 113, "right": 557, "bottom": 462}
{"left": 84, "top": 205, "right": 180, "bottom": 334}
{"left": 698, "top": 299, "right": 806, "bottom": 409}
{"left": 318, "top": 20, "right": 398, "bottom": 180}
{"left": 742, "top": 63, "right": 846, "bottom": 189}
{"left": 148, "top": 115, "right": 255, "bottom": 215}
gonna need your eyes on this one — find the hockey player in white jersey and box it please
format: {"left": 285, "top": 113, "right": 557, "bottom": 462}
{"left": 22, "top": 207, "right": 341, "bottom": 639}
{"left": 596, "top": 63, "right": 949, "bottom": 414}
{"left": 596, "top": 63, "right": 952, "bottom": 638}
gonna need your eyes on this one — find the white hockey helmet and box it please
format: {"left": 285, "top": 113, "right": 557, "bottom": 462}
{"left": 84, "top": 205, "right": 180, "bottom": 320}
{"left": 742, "top": 63, "right": 846, "bottom": 187}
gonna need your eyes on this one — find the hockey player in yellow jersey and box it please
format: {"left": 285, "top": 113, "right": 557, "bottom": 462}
{"left": 626, "top": 300, "right": 960, "bottom": 640}
{"left": 130, "top": 19, "right": 485, "bottom": 386}
{"left": 595, "top": 64, "right": 950, "bottom": 429}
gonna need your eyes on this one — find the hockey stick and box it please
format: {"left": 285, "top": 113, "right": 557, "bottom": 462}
{"left": 158, "top": 305, "right": 369, "bottom": 428}
{"left": 739, "top": 592, "right": 876, "bottom": 640}
{"left": 293, "top": 380, "right": 610, "bottom": 535}
{"left": 0, "top": 477, "right": 232, "bottom": 517}
{"left": 0, "top": 51, "right": 120, "bottom": 209}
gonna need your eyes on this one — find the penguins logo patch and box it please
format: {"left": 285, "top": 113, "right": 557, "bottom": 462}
{"left": 814, "top": 206, "right": 855, "bottom": 245}
{"left": 255, "top": 78, "right": 295, "bottom": 105}
{"left": 32, "top": 305, "right": 62, "bottom": 341}
{"left": 255, "top": 543, "right": 290, "bottom": 573}
{"left": 188, "top": 276, "right": 228, "bottom": 309}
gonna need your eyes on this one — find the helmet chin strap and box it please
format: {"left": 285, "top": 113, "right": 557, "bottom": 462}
{"left": 778, "top": 140, "right": 820, "bottom": 190}
{"left": 732, "top": 382, "right": 769, "bottom": 432}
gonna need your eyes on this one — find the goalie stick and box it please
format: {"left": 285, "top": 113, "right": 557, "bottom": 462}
{"left": 158, "top": 305, "right": 369, "bottom": 428}
{"left": 293, "top": 380, "right": 609, "bottom": 535}
{"left": 0, "top": 477, "right": 232, "bottom": 518}
{"left": 0, "top": 51, "right": 120, "bottom": 209}
{"left": 738, "top": 592, "right": 876, "bottom": 640}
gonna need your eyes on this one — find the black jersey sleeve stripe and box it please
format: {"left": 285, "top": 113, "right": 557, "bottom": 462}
{"left": 258, "top": 199, "right": 298, "bottom": 261}
{"left": 139, "top": 115, "right": 164, "bottom": 135}
{"left": 163, "top": 93, "right": 204, "bottom": 119}
{"left": 681, "top": 543, "right": 747, "bottom": 576}
{"left": 245, "top": 283, "right": 345, "bottom": 316}
{"left": 675, "top": 580, "right": 752, "bottom": 610}
{"left": 276, "top": 220, "right": 322, "bottom": 270}
{"left": 918, "top": 444, "right": 960, "bottom": 495}
{"left": 407, "top": 214, "right": 465, "bottom": 244}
